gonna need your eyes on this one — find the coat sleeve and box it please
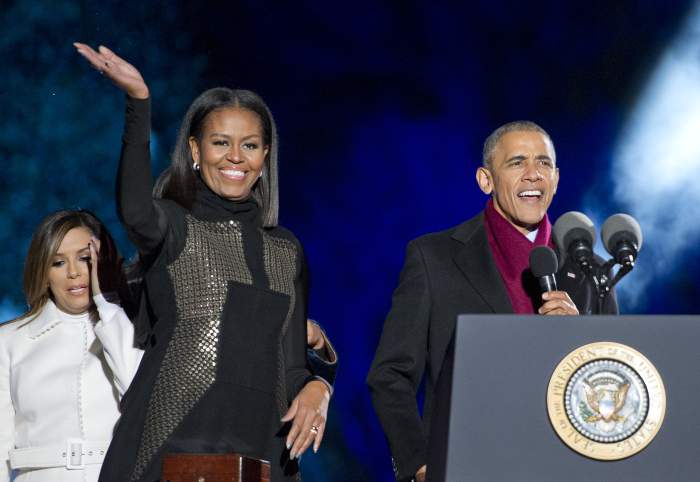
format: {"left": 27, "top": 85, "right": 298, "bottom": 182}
{"left": 305, "top": 321, "right": 338, "bottom": 388}
{"left": 93, "top": 295, "right": 145, "bottom": 397}
{"left": 117, "top": 96, "right": 168, "bottom": 257}
{"left": 284, "top": 241, "right": 314, "bottom": 403}
{"left": 0, "top": 328, "right": 15, "bottom": 482}
{"left": 367, "top": 240, "right": 432, "bottom": 481}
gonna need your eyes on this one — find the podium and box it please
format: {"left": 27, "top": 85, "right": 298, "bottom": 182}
{"left": 162, "top": 453, "right": 270, "bottom": 482}
{"left": 426, "top": 315, "right": 700, "bottom": 482}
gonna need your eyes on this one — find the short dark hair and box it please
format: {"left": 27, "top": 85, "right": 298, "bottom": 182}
{"left": 482, "top": 120, "right": 554, "bottom": 167}
{"left": 154, "top": 87, "right": 280, "bottom": 227}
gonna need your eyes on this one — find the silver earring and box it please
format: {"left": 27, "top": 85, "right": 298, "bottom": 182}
{"left": 193, "top": 162, "right": 200, "bottom": 171}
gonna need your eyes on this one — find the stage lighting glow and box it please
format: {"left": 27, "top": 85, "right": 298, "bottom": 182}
{"left": 605, "top": 3, "right": 700, "bottom": 308}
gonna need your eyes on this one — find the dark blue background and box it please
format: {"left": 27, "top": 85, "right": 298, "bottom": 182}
{"left": 2, "top": 1, "right": 699, "bottom": 480}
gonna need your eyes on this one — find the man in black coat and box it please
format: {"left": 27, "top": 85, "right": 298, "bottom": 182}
{"left": 366, "top": 121, "right": 618, "bottom": 482}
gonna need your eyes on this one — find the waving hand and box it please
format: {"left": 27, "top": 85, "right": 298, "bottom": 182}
{"left": 74, "top": 42, "right": 149, "bottom": 99}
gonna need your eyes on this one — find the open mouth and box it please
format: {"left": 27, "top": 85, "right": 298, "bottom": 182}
{"left": 220, "top": 169, "right": 246, "bottom": 181}
{"left": 67, "top": 285, "right": 88, "bottom": 296}
{"left": 517, "top": 189, "right": 543, "bottom": 201}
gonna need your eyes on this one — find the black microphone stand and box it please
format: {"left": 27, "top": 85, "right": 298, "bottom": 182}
{"left": 568, "top": 240, "right": 636, "bottom": 313}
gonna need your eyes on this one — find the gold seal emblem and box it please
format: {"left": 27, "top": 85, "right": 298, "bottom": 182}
{"left": 546, "top": 341, "right": 666, "bottom": 460}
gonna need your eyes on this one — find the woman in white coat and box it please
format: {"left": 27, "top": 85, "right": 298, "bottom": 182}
{"left": 0, "top": 209, "right": 144, "bottom": 482}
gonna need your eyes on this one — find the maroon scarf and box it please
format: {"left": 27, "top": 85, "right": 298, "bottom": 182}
{"left": 483, "top": 199, "right": 553, "bottom": 314}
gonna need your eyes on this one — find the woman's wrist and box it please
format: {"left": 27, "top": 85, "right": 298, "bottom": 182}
{"left": 303, "top": 376, "right": 332, "bottom": 397}
{"left": 128, "top": 86, "right": 150, "bottom": 100}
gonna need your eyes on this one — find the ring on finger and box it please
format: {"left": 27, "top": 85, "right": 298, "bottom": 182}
{"left": 310, "top": 425, "right": 319, "bottom": 434}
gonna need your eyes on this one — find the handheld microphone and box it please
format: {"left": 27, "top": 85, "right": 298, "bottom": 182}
{"left": 552, "top": 211, "right": 596, "bottom": 268}
{"left": 529, "top": 246, "right": 559, "bottom": 293}
{"left": 601, "top": 214, "right": 643, "bottom": 267}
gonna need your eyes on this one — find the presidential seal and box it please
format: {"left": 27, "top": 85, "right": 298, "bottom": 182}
{"left": 546, "top": 342, "right": 666, "bottom": 460}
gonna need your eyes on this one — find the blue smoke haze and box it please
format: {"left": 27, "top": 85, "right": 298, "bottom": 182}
{"left": 589, "top": 2, "right": 700, "bottom": 311}
{"left": 2, "top": 1, "right": 699, "bottom": 480}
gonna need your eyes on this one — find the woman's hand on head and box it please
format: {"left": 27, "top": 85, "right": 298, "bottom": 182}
{"left": 90, "top": 233, "right": 124, "bottom": 299}
{"left": 74, "top": 43, "right": 149, "bottom": 99}
{"left": 88, "top": 237, "right": 101, "bottom": 296}
{"left": 281, "top": 380, "right": 330, "bottom": 459}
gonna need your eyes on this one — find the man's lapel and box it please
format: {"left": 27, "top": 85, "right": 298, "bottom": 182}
{"left": 451, "top": 213, "right": 513, "bottom": 314}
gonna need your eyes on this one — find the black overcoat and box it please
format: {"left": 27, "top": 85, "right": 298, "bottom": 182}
{"left": 366, "top": 212, "right": 618, "bottom": 481}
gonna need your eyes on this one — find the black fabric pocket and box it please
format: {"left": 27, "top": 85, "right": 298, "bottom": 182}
{"left": 217, "top": 281, "right": 290, "bottom": 394}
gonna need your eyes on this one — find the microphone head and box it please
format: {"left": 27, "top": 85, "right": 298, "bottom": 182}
{"left": 601, "top": 213, "right": 643, "bottom": 254}
{"left": 552, "top": 211, "right": 596, "bottom": 263}
{"left": 529, "top": 246, "right": 559, "bottom": 278}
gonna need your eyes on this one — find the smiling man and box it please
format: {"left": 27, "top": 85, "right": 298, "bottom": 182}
{"left": 367, "top": 121, "right": 618, "bottom": 482}
{"left": 477, "top": 126, "right": 558, "bottom": 237}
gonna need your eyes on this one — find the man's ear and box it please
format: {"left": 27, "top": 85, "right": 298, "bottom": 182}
{"left": 476, "top": 167, "right": 493, "bottom": 195}
{"left": 188, "top": 136, "right": 200, "bottom": 164}
{"left": 553, "top": 167, "right": 560, "bottom": 195}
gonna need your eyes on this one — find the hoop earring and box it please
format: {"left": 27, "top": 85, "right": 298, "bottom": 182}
{"left": 193, "top": 162, "right": 200, "bottom": 171}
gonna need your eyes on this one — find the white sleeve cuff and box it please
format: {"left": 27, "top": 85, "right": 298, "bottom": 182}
{"left": 93, "top": 293, "right": 121, "bottom": 325}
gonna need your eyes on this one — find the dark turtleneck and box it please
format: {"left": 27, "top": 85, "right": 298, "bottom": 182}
{"left": 191, "top": 175, "right": 269, "bottom": 290}
{"left": 191, "top": 174, "right": 261, "bottom": 224}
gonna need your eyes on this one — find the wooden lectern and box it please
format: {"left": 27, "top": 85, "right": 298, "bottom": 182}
{"left": 162, "top": 453, "right": 271, "bottom": 482}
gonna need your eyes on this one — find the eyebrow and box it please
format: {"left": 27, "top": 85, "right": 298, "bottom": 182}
{"left": 54, "top": 247, "right": 90, "bottom": 257}
{"left": 208, "top": 133, "right": 262, "bottom": 141}
{"left": 505, "top": 154, "right": 553, "bottom": 164}
{"left": 505, "top": 155, "right": 527, "bottom": 163}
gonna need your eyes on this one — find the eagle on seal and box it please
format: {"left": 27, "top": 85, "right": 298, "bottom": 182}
{"left": 583, "top": 382, "right": 630, "bottom": 423}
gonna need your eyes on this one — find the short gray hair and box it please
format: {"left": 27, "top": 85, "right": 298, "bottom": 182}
{"left": 482, "top": 120, "right": 554, "bottom": 167}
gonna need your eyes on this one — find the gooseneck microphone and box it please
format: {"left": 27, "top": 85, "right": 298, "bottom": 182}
{"left": 552, "top": 211, "right": 596, "bottom": 269}
{"left": 601, "top": 213, "right": 643, "bottom": 267}
{"left": 529, "top": 246, "right": 559, "bottom": 293}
